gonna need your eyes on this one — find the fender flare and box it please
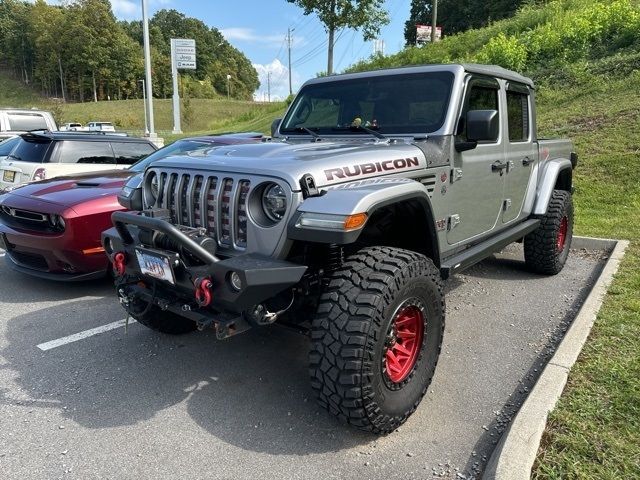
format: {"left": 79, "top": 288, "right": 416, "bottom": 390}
{"left": 533, "top": 158, "right": 573, "bottom": 216}
{"left": 287, "top": 179, "right": 440, "bottom": 262}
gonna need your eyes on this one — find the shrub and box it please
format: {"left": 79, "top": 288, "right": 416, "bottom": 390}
{"left": 476, "top": 33, "right": 529, "bottom": 71}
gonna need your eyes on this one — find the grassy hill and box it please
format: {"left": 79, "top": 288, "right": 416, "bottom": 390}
{"left": 0, "top": 72, "right": 285, "bottom": 136}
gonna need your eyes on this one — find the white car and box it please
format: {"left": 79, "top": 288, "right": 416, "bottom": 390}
{"left": 87, "top": 121, "right": 116, "bottom": 132}
{"left": 0, "top": 109, "right": 57, "bottom": 137}
{"left": 60, "top": 123, "right": 86, "bottom": 131}
{"left": 0, "top": 132, "right": 156, "bottom": 192}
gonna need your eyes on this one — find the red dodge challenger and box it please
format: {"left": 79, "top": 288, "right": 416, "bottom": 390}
{"left": 0, "top": 134, "right": 262, "bottom": 280}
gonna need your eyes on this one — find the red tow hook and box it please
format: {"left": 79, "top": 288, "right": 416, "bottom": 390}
{"left": 194, "top": 277, "right": 213, "bottom": 307}
{"left": 112, "top": 252, "right": 127, "bottom": 277}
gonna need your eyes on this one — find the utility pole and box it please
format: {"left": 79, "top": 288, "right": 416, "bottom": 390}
{"left": 139, "top": 79, "right": 149, "bottom": 135}
{"left": 267, "top": 71, "right": 271, "bottom": 103}
{"left": 287, "top": 27, "right": 294, "bottom": 96}
{"left": 141, "top": 0, "right": 155, "bottom": 137}
{"left": 431, "top": 0, "right": 439, "bottom": 43}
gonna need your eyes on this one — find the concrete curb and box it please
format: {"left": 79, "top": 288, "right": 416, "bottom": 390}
{"left": 483, "top": 236, "right": 630, "bottom": 480}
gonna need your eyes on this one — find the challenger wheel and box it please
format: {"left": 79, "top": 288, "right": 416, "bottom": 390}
{"left": 524, "top": 189, "right": 574, "bottom": 275}
{"left": 309, "top": 246, "right": 445, "bottom": 434}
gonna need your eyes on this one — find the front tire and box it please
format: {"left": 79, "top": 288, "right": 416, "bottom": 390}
{"left": 309, "top": 247, "right": 445, "bottom": 434}
{"left": 524, "top": 189, "right": 574, "bottom": 275}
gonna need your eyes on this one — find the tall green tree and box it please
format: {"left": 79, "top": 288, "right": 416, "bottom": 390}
{"left": 286, "top": 0, "right": 389, "bottom": 75}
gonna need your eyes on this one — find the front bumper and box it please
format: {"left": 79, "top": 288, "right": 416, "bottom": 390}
{"left": 102, "top": 211, "right": 307, "bottom": 323}
{"left": 0, "top": 223, "right": 109, "bottom": 280}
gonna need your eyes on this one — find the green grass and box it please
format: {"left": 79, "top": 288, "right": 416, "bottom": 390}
{"left": 0, "top": 72, "right": 49, "bottom": 106}
{"left": 531, "top": 74, "right": 640, "bottom": 479}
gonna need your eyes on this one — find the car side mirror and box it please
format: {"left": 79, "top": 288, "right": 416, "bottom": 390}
{"left": 117, "top": 173, "right": 143, "bottom": 211}
{"left": 455, "top": 110, "right": 499, "bottom": 152}
{"left": 271, "top": 118, "right": 282, "bottom": 137}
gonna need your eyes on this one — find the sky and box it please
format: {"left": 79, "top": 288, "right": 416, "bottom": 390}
{"left": 108, "top": 0, "right": 412, "bottom": 100}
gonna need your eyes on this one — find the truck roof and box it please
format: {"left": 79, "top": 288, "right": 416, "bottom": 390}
{"left": 304, "top": 63, "right": 535, "bottom": 89}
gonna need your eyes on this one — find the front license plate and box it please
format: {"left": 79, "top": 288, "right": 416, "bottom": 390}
{"left": 3, "top": 170, "right": 15, "bottom": 183}
{"left": 135, "top": 248, "right": 175, "bottom": 284}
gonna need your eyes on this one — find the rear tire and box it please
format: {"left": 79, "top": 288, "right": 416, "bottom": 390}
{"left": 524, "top": 189, "right": 574, "bottom": 275}
{"left": 309, "top": 246, "right": 445, "bottom": 434}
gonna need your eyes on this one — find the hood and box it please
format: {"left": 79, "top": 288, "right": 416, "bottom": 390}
{"left": 7, "top": 169, "right": 132, "bottom": 207}
{"left": 151, "top": 139, "right": 429, "bottom": 190}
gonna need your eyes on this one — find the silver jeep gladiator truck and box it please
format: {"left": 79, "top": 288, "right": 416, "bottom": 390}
{"left": 103, "top": 64, "right": 576, "bottom": 434}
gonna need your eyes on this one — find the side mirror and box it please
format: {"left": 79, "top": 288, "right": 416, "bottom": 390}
{"left": 271, "top": 118, "right": 282, "bottom": 137}
{"left": 455, "top": 109, "right": 499, "bottom": 153}
{"left": 467, "top": 110, "right": 499, "bottom": 142}
{"left": 117, "top": 173, "right": 144, "bottom": 211}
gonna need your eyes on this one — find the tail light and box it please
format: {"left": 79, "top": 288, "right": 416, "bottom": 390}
{"left": 32, "top": 168, "right": 46, "bottom": 181}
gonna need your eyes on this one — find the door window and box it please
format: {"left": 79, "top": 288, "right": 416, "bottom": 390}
{"left": 6, "top": 138, "right": 52, "bottom": 163}
{"left": 57, "top": 141, "right": 115, "bottom": 164}
{"left": 111, "top": 142, "right": 155, "bottom": 165}
{"left": 506, "top": 91, "right": 530, "bottom": 142}
{"left": 459, "top": 83, "right": 500, "bottom": 143}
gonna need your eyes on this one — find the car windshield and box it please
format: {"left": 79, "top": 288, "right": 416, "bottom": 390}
{"left": 128, "top": 139, "right": 220, "bottom": 173}
{"left": 280, "top": 71, "right": 455, "bottom": 136}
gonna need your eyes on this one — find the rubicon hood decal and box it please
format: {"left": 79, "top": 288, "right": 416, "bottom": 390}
{"left": 324, "top": 157, "right": 421, "bottom": 181}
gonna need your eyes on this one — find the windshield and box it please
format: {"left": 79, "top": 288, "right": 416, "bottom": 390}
{"left": 128, "top": 139, "right": 220, "bottom": 173}
{"left": 281, "top": 72, "right": 454, "bottom": 136}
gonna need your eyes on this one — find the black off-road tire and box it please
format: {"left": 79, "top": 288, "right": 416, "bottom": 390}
{"left": 524, "top": 189, "right": 574, "bottom": 275}
{"left": 131, "top": 301, "right": 197, "bottom": 335}
{"left": 309, "top": 246, "right": 445, "bottom": 434}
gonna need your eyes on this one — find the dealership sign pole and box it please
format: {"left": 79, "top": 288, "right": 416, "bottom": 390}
{"left": 171, "top": 38, "right": 197, "bottom": 134}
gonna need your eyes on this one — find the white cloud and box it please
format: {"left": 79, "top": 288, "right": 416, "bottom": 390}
{"left": 110, "top": 0, "right": 138, "bottom": 18}
{"left": 221, "top": 27, "right": 288, "bottom": 48}
{"left": 253, "top": 59, "right": 301, "bottom": 102}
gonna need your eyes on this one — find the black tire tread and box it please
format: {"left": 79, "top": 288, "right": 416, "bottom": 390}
{"left": 309, "top": 246, "right": 445, "bottom": 434}
{"left": 524, "top": 189, "right": 573, "bottom": 275}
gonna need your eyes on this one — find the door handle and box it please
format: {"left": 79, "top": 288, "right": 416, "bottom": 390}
{"left": 491, "top": 161, "right": 508, "bottom": 175}
{"left": 522, "top": 156, "right": 533, "bottom": 166}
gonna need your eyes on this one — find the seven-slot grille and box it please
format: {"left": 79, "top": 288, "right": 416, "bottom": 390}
{"left": 151, "top": 171, "right": 251, "bottom": 250}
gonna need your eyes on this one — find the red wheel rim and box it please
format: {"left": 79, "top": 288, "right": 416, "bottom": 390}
{"left": 557, "top": 216, "right": 568, "bottom": 252}
{"left": 384, "top": 303, "right": 425, "bottom": 384}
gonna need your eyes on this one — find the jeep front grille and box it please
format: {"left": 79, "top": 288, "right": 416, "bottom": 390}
{"left": 153, "top": 172, "right": 251, "bottom": 250}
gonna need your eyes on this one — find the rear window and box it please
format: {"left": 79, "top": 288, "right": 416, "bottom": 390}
{"left": 111, "top": 142, "right": 155, "bottom": 165}
{"left": 0, "top": 137, "right": 21, "bottom": 156}
{"left": 7, "top": 113, "right": 49, "bottom": 132}
{"left": 57, "top": 141, "right": 115, "bottom": 164}
{"left": 7, "top": 138, "right": 52, "bottom": 163}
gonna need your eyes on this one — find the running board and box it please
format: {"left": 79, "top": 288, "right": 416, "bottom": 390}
{"left": 440, "top": 219, "right": 540, "bottom": 279}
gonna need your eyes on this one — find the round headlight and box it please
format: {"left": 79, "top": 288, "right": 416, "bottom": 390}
{"left": 261, "top": 183, "right": 287, "bottom": 222}
{"left": 146, "top": 171, "right": 159, "bottom": 205}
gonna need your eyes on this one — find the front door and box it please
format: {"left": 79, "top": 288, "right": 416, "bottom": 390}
{"left": 447, "top": 77, "right": 506, "bottom": 246}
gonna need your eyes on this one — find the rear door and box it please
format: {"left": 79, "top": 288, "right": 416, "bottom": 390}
{"left": 502, "top": 84, "right": 537, "bottom": 224}
{"left": 447, "top": 77, "right": 506, "bottom": 245}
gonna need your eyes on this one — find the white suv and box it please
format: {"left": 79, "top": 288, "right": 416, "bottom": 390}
{"left": 87, "top": 121, "right": 116, "bottom": 132}
{"left": 0, "top": 132, "right": 156, "bottom": 192}
{"left": 0, "top": 109, "right": 57, "bottom": 139}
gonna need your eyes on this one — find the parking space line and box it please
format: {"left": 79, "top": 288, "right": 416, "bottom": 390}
{"left": 37, "top": 318, "right": 136, "bottom": 351}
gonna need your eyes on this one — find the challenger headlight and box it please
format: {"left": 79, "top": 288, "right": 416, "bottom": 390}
{"left": 261, "top": 183, "right": 287, "bottom": 222}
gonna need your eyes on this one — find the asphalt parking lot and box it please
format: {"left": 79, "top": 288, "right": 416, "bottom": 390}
{"left": 0, "top": 244, "right": 605, "bottom": 480}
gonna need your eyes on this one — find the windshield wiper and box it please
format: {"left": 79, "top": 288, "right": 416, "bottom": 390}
{"left": 282, "top": 126, "right": 322, "bottom": 140}
{"left": 332, "top": 125, "right": 387, "bottom": 140}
